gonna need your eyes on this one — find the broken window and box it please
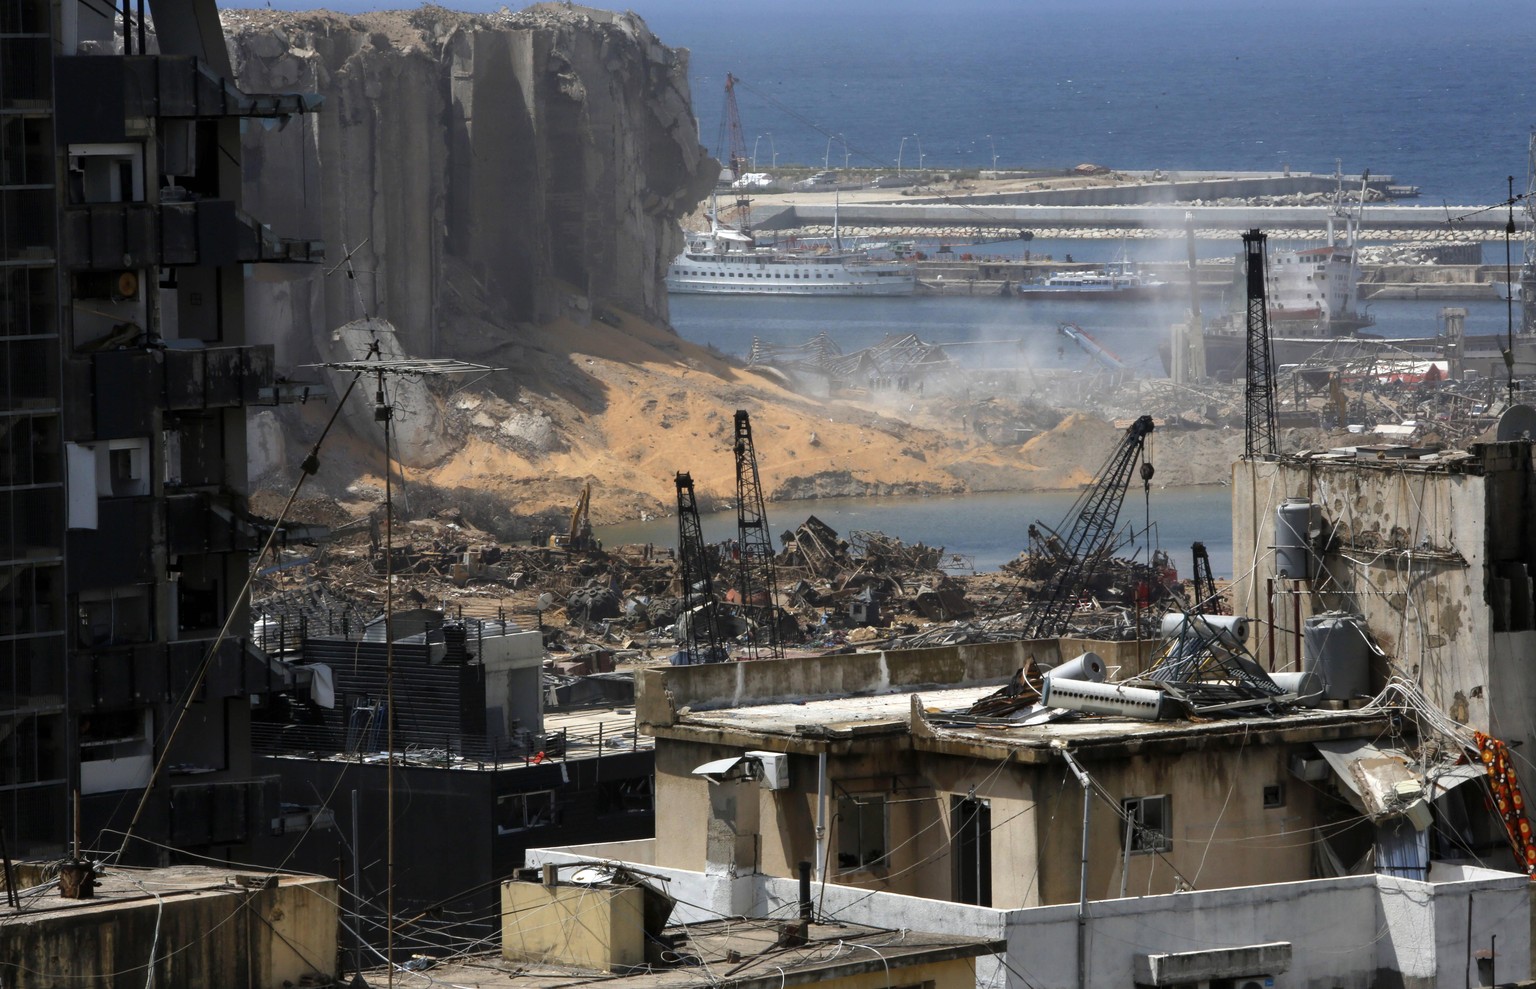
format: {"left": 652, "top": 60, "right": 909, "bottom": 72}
{"left": 1121, "top": 795, "right": 1171, "bottom": 854}
{"left": 0, "top": 710, "right": 64, "bottom": 786}
{"left": 76, "top": 586, "right": 153, "bottom": 647}
{"left": 837, "top": 792, "right": 887, "bottom": 870}
{"left": 79, "top": 709, "right": 149, "bottom": 760}
{"left": 496, "top": 790, "right": 557, "bottom": 834}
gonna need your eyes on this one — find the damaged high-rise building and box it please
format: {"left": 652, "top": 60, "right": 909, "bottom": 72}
{"left": 0, "top": 0, "right": 319, "bottom": 859}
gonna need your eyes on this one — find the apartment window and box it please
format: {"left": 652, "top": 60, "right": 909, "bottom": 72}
{"left": 837, "top": 793, "right": 887, "bottom": 870}
{"left": 1263, "top": 783, "right": 1286, "bottom": 809}
{"left": 497, "top": 790, "right": 556, "bottom": 834}
{"left": 1120, "top": 795, "right": 1171, "bottom": 854}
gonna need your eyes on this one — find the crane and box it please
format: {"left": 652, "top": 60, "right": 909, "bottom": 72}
{"left": 1190, "top": 541, "right": 1224, "bottom": 614}
{"left": 714, "top": 74, "right": 754, "bottom": 236}
{"left": 1243, "top": 229, "right": 1277, "bottom": 458}
{"left": 733, "top": 410, "right": 783, "bottom": 660}
{"left": 675, "top": 472, "right": 725, "bottom": 663}
{"left": 1023, "top": 414, "right": 1155, "bottom": 640}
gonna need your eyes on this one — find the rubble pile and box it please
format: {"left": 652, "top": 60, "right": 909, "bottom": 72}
{"left": 253, "top": 503, "right": 1210, "bottom": 668}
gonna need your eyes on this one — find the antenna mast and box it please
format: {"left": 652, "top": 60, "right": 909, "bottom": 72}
{"left": 304, "top": 355, "right": 502, "bottom": 985}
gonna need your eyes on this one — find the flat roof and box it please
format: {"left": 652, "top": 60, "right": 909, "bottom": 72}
{"left": 660, "top": 683, "right": 1391, "bottom": 762}
{"left": 3, "top": 864, "right": 327, "bottom": 920}
{"left": 362, "top": 919, "right": 1000, "bottom": 989}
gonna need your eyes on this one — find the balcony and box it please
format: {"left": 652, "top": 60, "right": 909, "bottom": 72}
{"left": 54, "top": 55, "right": 322, "bottom": 144}
{"left": 166, "top": 492, "right": 258, "bottom": 556}
{"left": 89, "top": 345, "right": 274, "bottom": 440}
{"left": 62, "top": 200, "right": 323, "bottom": 270}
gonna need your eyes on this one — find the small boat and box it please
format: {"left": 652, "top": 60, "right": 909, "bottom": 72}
{"left": 1008, "top": 261, "right": 1168, "bottom": 301}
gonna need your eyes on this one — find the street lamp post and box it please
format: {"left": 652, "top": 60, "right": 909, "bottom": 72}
{"left": 824, "top": 135, "right": 834, "bottom": 170}
{"left": 840, "top": 134, "right": 850, "bottom": 169}
{"left": 914, "top": 134, "right": 924, "bottom": 171}
{"left": 897, "top": 135, "right": 909, "bottom": 174}
{"left": 987, "top": 133, "right": 998, "bottom": 171}
{"left": 752, "top": 134, "right": 763, "bottom": 169}
{"left": 767, "top": 133, "right": 776, "bottom": 168}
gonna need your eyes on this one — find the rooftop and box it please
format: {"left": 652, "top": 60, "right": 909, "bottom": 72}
{"left": 362, "top": 919, "right": 1000, "bottom": 989}
{"left": 657, "top": 680, "right": 1390, "bottom": 761}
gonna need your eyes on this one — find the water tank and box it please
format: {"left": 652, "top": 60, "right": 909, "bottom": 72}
{"left": 1275, "top": 499, "right": 1314, "bottom": 580}
{"left": 1303, "top": 613, "right": 1371, "bottom": 700}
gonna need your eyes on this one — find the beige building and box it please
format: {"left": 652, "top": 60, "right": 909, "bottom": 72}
{"left": 1230, "top": 438, "right": 1536, "bottom": 752}
{"left": 0, "top": 864, "right": 336, "bottom": 988}
{"left": 412, "top": 868, "right": 999, "bottom": 989}
{"left": 638, "top": 641, "right": 1404, "bottom": 909}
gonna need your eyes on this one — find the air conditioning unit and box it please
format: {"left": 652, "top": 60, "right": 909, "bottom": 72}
{"left": 746, "top": 751, "right": 789, "bottom": 790}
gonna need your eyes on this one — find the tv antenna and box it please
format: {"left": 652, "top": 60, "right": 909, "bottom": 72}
{"left": 303, "top": 354, "right": 502, "bottom": 986}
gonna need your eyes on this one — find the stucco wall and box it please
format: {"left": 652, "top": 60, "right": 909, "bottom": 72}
{"left": 1230, "top": 453, "right": 1536, "bottom": 746}
{"left": 653, "top": 728, "right": 1343, "bottom": 909}
{"left": 526, "top": 846, "right": 1530, "bottom": 989}
{"left": 0, "top": 875, "right": 337, "bottom": 988}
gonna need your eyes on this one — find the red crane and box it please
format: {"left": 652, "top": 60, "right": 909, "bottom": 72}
{"left": 714, "top": 74, "right": 754, "bottom": 235}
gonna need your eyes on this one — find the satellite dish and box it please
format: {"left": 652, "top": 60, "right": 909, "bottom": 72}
{"left": 1496, "top": 404, "right": 1536, "bottom": 442}
{"left": 537, "top": 593, "right": 554, "bottom": 610}
{"left": 568, "top": 866, "right": 616, "bottom": 885}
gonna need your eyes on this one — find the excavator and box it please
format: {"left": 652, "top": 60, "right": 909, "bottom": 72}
{"left": 548, "top": 482, "right": 595, "bottom": 552}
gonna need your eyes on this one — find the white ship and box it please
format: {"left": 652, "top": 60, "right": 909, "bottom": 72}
{"left": 666, "top": 205, "right": 916, "bottom": 297}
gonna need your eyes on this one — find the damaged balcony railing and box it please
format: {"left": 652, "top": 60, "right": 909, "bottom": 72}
{"left": 249, "top": 719, "right": 651, "bottom": 766}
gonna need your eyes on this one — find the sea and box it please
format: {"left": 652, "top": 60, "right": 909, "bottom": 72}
{"left": 252, "top": 0, "right": 1536, "bottom": 207}
{"left": 245, "top": 0, "right": 1534, "bottom": 577}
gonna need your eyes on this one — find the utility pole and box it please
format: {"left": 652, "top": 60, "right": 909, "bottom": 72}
{"left": 1058, "top": 745, "right": 1093, "bottom": 989}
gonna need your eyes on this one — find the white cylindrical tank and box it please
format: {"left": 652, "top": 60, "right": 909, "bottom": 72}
{"left": 1275, "top": 498, "right": 1314, "bottom": 580}
{"left": 1043, "top": 651, "right": 1106, "bottom": 683}
{"left": 1269, "top": 670, "right": 1324, "bottom": 706}
{"left": 1159, "top": 612, "right": 1250, "bottom": 646}
{"left": 1303, "top": 612, "right": 1371, "bottom": 700}
{"left": 1040, "top": 678, "right": 1166, "bottom": 720}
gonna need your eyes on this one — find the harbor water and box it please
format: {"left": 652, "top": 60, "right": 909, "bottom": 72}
{"left": 658, "top": 289, "right": 1504, "bottom": 581}
{"left": 605, "top": 485, "right": 1235, "bottom": 579}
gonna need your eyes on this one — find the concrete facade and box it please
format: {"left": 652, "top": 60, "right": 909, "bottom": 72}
{"left": 640, "top": 645, "right": 1394, "bottom": 908}
{"left": 1230, "top": 443, "right": 1536, "bottom": 754}
{"left": 529, "top": 845, "right": 1529, "bottom": 989}
{"left": 0, "top": 866, "right": 336, "bottom": 988}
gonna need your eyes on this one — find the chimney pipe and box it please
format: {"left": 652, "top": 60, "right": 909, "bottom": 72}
{"left": 798, "top": 860, "right": 812, "bottom": 922}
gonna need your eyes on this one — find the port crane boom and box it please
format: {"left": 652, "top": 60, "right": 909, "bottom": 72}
{"left": 733, "top": 410, "right": 783, "bottom": 660}
{"left": 1023, "top": 414, "right": 1155, "bottom": 640}
{"left": 675, "top": 471, "right": 725, "bottom": 663}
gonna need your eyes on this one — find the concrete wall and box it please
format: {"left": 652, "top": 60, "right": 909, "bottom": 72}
{"left": 1031, "top": 742, "right": 1327, "bottom": 907}
{"left": 502, "top": 881, "right": 646, "bottom": 972}
{"left": 640, "top": 639, "right": 1046, "bottom": 725}
{"left": 1230, "top": 447, "right": 1536, "bottom": 752}
{"left": 653, "top": 728, "right": 1335, "bottom": 909}
{"left": 527, "top": 847, "right": 1531, "bottom": 989}
{"left": 481, "top": 627, "right": 545, "bottom": 737}
{"left": 0, "top": 875, "right": 337, "bottom": 988}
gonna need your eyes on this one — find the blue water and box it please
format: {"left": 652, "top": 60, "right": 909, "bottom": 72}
{"left": 245, "top": 0, "right": 1536, "bottom": 206}
{"left": 237, "top": 0, "right": 1530, "bottom": 573}
{"left": 628, "top": 0, "right": 1531, "bottom": 206}
{"left": 604, "top": 485, "right": 1235, "bottom": 577}
{"left": 672, "top": 293, "right": 1517, "bottom": 372}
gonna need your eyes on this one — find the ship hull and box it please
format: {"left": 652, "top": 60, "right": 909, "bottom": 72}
{"left": 1177, "top": 331, "right": 1536, "bottom": 380}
